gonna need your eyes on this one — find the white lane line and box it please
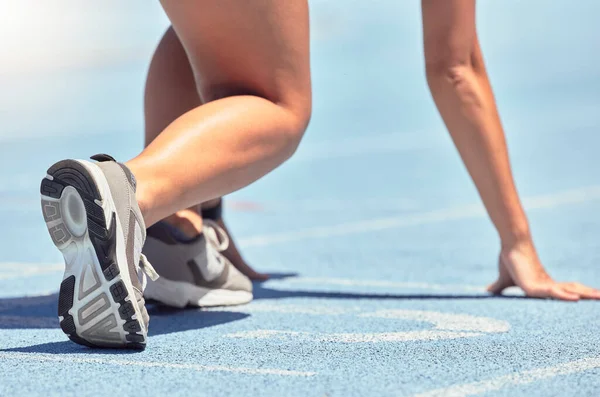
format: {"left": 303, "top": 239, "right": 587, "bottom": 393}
{"left": 239, "top": 204, "right": 484, "bottom": 248}
{"left": 412, "top": 356, "right": 600, "bottom": 397}
{"left": 360, "top": 310, "right": 509, "bottom": 333}
{"left": 225, "top": 309, "right": 509, "bottom": 343}
{"left": 246, "top": 198, "right": 421, "bottom": 213}
{"left": 293, "top": 131, "right": 443, "bottom": 162}
{"left": 239, "top": 186, "right": 600, "bottom": 248}
{"left": 321, "top": 331, "right": 482, "bottom": 343}
{"left": 0, "top": 352, "right": 316, "bottom": 377}
{"left": 206, "top": 302, "right": 360, "bottom": 316}
{"left": 0, "top": 263, "right": 483, "bottom": 292}
{"left": 0, "top": 263, "right": 63, "bottom": 280}
{"left": 227, "top": 329, "right": 482, "bottom": 343}
{"left": 0, "top": 263, "right": 61, "bottom": 271}
{"left": 275, "top": 277, "right": 485, "bottom": 292}
{"left": 0, "top": 263, "right": 487, "bottom": 293}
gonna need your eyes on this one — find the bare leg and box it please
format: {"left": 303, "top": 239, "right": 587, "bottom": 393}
{"left": 142, "top": 21, "right": 290, "bottom": 279}
{"left": 421, "top": 0, "right": 600, "bottom": 300}
{"left": 142, "top": 26, "right": 204, "bottom": 236}
{"left": 127, "top": 0, "right": 312, "bottom": 227}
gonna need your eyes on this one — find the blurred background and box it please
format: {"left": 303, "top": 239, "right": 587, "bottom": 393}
{"left": 1, "top": 0, "right": 599, "bottom": 279}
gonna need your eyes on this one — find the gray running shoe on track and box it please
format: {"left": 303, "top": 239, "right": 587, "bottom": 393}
{"left": 40, "top": 154, "right": 158, "bottom": 349}
{"left": 143, "top": 219, "right": 253, "bottom": 308}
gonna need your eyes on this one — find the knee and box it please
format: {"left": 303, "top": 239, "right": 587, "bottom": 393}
{"left": 279, "top": 97, "right": 311, "bottom": 159}
{"left": 200, "top": 84, "right": 311, "bottom": 160}
{"left": 255, "top": 96, "right": 311, "bottom": 162}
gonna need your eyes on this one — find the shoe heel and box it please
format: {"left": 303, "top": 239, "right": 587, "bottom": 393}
{"left": 40, "top": 160, "right": 147, "bottom": 350}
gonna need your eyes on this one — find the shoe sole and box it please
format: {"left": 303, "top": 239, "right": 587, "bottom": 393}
{"left": 40, "top": 159, "right": 147, "bottom": 349}
{"left": 145, "top": 277, "right": 253, "bottom": 308}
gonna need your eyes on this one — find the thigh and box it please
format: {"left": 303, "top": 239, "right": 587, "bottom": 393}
{"left": 159, "top": 0, "right": 311, "bottom": 113}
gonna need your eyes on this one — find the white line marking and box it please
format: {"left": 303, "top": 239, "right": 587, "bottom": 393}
{"left": 275, "top": 277, "right": 485, "bottom": 292}
{"left": 360, "top": 310, "right": 509, "bottom": 333}
{"left": 0, "top": 263, "right": 63, "bottom": 280}
{"left": 206, "top": 302, "right": 360, "bottom": 316}
{"left": 239, "top": 186, "right": 600, "bottom": 247}
{"left": 226, "top": 329, "right": 482, "bottom": 343}
{"left": 5, "top": 187, "right": 599, "bottom": 282}
{"left": 412, "top": 356, "right": 600, "bottom": 397}
{"left": 321, "top": 331, "right": 482, "bottom": 343}
{"left": 225, "top": 309, "right": 509, "bottom": 343}
{"left": 293, "top": 131, "right": 444, "bottom": 162}
{"left": 249, "top": 198, "right": 422, "bottom": 213}
{"left": 0, "top": 352, "right": 316, "bottom": 377}
{"left": 0, "top": 263, "right": 61, "bottom": 270}
{"left": 239, "top": 204, "right": 485, "bottom": 248}
{"left": 0, "top": 263, "right": 484, "bottom": 293}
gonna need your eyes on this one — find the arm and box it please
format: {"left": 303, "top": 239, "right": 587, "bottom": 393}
{"left": 421, "top": 0, "right": 600, "bottom": 300}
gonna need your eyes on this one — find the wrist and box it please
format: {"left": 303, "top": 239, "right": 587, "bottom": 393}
{"left": 500, "top": 226, "right": 533, "bottom": 252}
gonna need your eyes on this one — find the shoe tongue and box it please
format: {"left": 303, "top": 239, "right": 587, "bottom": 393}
{"left": 203, "top": 220, "right": 229, "bottom": 251}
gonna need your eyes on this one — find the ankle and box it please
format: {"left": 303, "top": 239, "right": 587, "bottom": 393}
{"left": 163, "top": 209, "right": 203, "bottom": 238}
{"left": 125, "top": 158, "right": 152, "bottom": 224}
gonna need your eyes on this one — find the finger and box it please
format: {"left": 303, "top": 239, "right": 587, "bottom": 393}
{"left": 550, "top": 286, "right": 580, "bottom": 302}
{"left": 247, "top": 271, "right": 270, "bottom": 281}
{"left": 580, "top": 288, "right": 600, "bottom": 300}
{"left": 562, "top": 284, "right": 600, "bottom": 300}
{"left": 573, "top": 283, "right": 600, "bottom": 298}
{"left": 487, "top": 277, "right": 513, "bottom": 295}
{"left": 220, "top": 236, "right": 269, "bottom": 280}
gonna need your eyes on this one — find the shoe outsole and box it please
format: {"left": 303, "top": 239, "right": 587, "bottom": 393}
{"left": 41, "top": 160, "right": 146, "bottom": 350}
{"left": 144, "top": 275, "right": 253, "bottom": 308}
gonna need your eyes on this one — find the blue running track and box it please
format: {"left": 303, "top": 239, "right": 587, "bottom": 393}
{"left": 1, "top": 1, "right": 599, "bottom": 396}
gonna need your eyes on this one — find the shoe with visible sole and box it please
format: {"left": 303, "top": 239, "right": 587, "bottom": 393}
{"left": 40, "top": 154, "right": 158, "bottom": 349}
{"left": 143, "top": 219, "right": 253, "bottom": 308}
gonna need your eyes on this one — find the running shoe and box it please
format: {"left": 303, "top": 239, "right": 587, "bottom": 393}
{"left": 40, "top": 154, "right": 158, "bottom": 349}
{"left": 143, "top": 219, "right": 253, "bottom": 307}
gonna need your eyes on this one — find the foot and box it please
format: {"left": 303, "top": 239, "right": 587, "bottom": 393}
{"left": 142, "top": 219, "right": 253, "bottom": 308}
{"left": 41, "top": 154, "right": 158, "bottom": 349}
{"left": 487, "top": 239, "right": 600, "bottom": 301}
{"left": 201, "top": 200, "right": 269, "bottom": 281}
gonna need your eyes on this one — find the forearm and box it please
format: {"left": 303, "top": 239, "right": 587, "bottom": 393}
{"left": 426, "top": 42, "right": 530, "bottom": 248}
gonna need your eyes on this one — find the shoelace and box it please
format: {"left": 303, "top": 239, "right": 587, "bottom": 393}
{"left": 202, "top": 219, "right": 230, "bottom": 252}
{"left": 139, "top": 253, "right": 159, "bottom": 282}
